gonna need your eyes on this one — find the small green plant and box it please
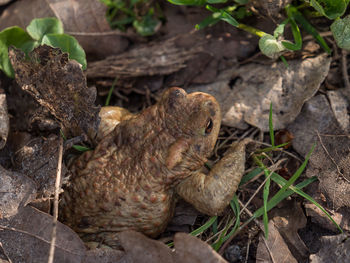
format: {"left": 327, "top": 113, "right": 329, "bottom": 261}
{"left": 100, "top": 0, "right": 163, "bottom": 36}
{"left": 0, "top": 17, "right": 86, "bottom": 78}
{"left": 168, "top": 0, "right": 350, "bottom": 60}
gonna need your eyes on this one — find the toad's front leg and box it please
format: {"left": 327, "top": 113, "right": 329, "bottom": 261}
{"left": 175, "top": 139, "right": 249, "bottom": 215}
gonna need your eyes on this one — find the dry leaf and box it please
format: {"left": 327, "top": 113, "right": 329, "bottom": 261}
{"left": 271, "top": 201, "right": 309, "bottom": 262}
{"left": 9, "top": 45, "right": 100, "bottom": 139}
{"left": 0, "top": 206, "right": 86, "bottom": 263}
{"left": 305, "top": 203, "right": 350, "bottom": 232}
{"left": 256, "top": 221, "right": 298, "bottom": 263}
{"left": 327, "top": 90, "right": 350, "bottom": 132}
{"left": 84, "top": 249, "right": 125, "bottom": 263}
{"left": 222, "top": 54, "right": 331, "bottom": 131}
{"left": 0, "top": 165, "right": 36, "bottom": 218}
{"left": 0, "top": 93, "right": 9, "bottom": 149}
{"left": 174, "top": 233, "right": 227, "bottom": 263}
{"left": 0, "top": 0, "right": 129, "bottom": 58}
{"left": 117, "top": 230, "right": 174, "bottom": 263}
{"left": 309, "top": 234, "right": 350, "bottom": 263}
{"left": 14, "top": 134, "right": 66, "bottom": 197}
{"left": 288, "top": 95, "right": 350, "bottom": 209}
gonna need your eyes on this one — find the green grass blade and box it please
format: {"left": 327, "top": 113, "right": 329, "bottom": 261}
{"left": 263, "top": 169, "right": 271, "bottom": 238}
{"left": 191, "top": 216, "right": 218, "bottom": 236}
{"left": 271, "top": 173, "right": 343, "bottom": 233}
{"left": 256, "top": 142, "right": 290, "bottom": 153}
{"left": 239, "top": 167, "right": 263, "bottom": 186}
{"left": 282, "top": 17, "right": 302, "bottom": 51}
{"left": 72, "top": 145, "right": 92, "bottom": 152}
{"left": 280, "top": 55, "right": 289, "bottom": 67}
{"left": 288, "top": 6, "right": 331, "bottom": 54}
{"left": 105, "top": 77, "right": 118, "bottom": 106}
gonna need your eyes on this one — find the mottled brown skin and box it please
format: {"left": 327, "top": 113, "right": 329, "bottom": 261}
{"left": 60, "top": 88, "right": 247, "bottom": 246}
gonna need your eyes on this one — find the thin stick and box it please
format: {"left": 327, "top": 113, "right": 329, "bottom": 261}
{"left": 341, "top": 49, "right": 350, "bottom": 99}
{"left": 47, "top": 135, "right": 64, "bottom": 263}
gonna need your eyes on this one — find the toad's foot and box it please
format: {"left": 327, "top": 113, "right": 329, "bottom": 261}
{"left": 175, "top": 139, "right": 250, "bottom": 215}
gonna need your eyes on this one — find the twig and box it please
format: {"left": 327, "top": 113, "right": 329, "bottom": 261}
{"left": 341, "top": 49, "right": 350, "bottom": 99}
{"left": 0, "top": 242, "right": 13, "bottom": 263}
{"left": 47, "top": 135, "right": 64, "bottom": 263}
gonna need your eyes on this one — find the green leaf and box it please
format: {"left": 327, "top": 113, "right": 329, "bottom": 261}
{"left": 167, "top": 0, "right": 206, "bottom": 5}
{"left": 259, "top": 34, "right": 286, "bottom": 59}
{"left": 331, "top": 15, "right": 350, "bottom": 50}
{"left": 0, "top": 26, "right": 35, "bottom": 77}
{"left": 133, "top": 15, "right": 160, "bottom": 36}
{"left": 26, "top": 17, "right": 64, "bottom": 42}
{"left": 41, "top": 33, "right": 87, "bottom": 70}
{"left": 310, "top": 0, "right": 346, "bottom": 20}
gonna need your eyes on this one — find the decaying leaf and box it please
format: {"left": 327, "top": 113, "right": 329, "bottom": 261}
{"left": 9, "top": 45, "right": 100, "bottom": 139}
{"left": 0, "top": 206, "right": 86, "bottom": 263}
{"left": 0, "top": 92, "right": 9, "bottom": 149}
{"left": 309, "top": 234, "right": 350, "bottom": 263}
{"left": 288, "top": 95, "right": 350, "bottom": 209}
{"left": 0, "top": 0, "right": 129, "bottom": 58}
{"left": 0, "top": 165, "right": 36, "bottom": 218}
{"left": 222, "top": 54, "right": 331, "bottom": 131}
{"left": 14, "top": 134, "right": 66, "bottom": 197}
{"left": 256, "top": 221, "right": 298, "bottom": 263}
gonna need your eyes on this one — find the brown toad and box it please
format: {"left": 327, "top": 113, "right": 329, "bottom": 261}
{"left": 60, "top": 87, "right": 247, "bottom": 246}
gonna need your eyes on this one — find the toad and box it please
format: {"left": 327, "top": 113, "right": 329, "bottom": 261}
{"left": 59, "top": 87, "right": 248, "bottom": 246}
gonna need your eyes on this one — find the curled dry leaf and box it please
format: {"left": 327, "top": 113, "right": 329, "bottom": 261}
{"left": 0, "top": 165, "right": 36, "bottom": 218}
{"left": 309, "top": 234, "right": 350, "bottom": 263}
{"left": 0, "top": 0, "right": 129, "bottom": 58}
{"left": 0, "top": 93, "right": 9, "bottom": 149}
{"left": 9, "top": 45, "right": 100, "bottom": 139}
{"left": 288, "top": 95, "right": 350, "bottom": 209}
{"left": 0, "top": 206, "right": 86, "bottom": 263}
{"left": 86, "top": 37, "right": 202, "bottom": 79}
{"left": 256, "top": 221, "right": 298, "bottom": 263}
{"left": 14, "top": 134, "right": 67, "bottom": 197}
{"left": 222, "top": 54, "right": 331, "bottom": 131}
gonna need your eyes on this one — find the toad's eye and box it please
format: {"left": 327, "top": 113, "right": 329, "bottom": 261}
{"left": 205, "top": 118, "right": 213, "bottom": 135}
